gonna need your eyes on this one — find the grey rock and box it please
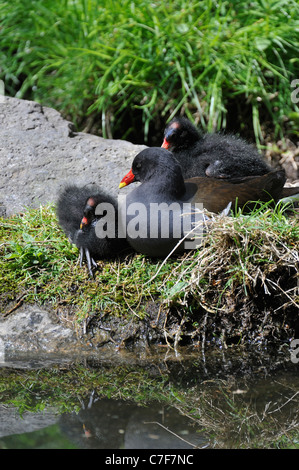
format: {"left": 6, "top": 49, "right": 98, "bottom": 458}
{"left": 0, "top": 405, "right": 58, "bottom": 438}
{"left": 0, "top": 97, "right": 147, "bottom": 357}
{"left": 0, "top": 96, "right": 146, "bottom": 216}
{"left": 0, "top": 305, "right": 80, "bottom": 356}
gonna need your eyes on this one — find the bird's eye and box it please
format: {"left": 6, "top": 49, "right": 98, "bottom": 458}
{"left": 136, "top": 162, "right": 142, "bottom": 169}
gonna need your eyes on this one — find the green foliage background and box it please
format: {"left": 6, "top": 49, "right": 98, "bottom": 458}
{"left": 1, "top": 0, "right": 298, "bottom": 143}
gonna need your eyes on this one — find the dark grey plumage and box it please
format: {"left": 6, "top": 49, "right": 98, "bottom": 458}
{"left": 162, "top": 117, "right": 272, "bottom": 179}
{"left": 119, "top": 147, "right": 287, "bottom": 257}
{"left": 56, "top": 185, "right": 129, "bottom": 276}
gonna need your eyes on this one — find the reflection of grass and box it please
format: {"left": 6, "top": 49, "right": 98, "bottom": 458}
{"left": 0, "top": 202, "right": 298, "bottom": 347}
{"left": 0, "top": 363, "right": 298, "bottom": 448}
{"left": 1, "top": 0, "right": 298, "bottom": 142}
{"left": 187, "top": 380, "right": 299, "bottom": 449}
{"left": 0, "top": 363, "right": 171, "bottom": 416}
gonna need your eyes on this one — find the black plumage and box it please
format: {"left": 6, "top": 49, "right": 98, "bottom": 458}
{"left": 56, "top": 185, "right": 129, "bottom": 276}
{"left": 119, "top": 148, "right": 288, "bottom": 257}
{"left": 162, "top": 117, "right": 272, "bottom": 179}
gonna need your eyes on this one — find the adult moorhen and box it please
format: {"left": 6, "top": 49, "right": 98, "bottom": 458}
{"left": 57, "top": 185, "right": 129, "bottom": 276}
{"left": 162, "top": 117, "right": 272, "bottom": 179}
{"left": 118, "top": 147, "right": 288, "bottom": 257}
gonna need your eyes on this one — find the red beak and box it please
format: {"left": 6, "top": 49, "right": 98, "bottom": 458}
{"left": 80, "top": 216, "right": 88, "bottom": 229}
{"left": 161, "top": 137, "right": 170, "bottom": 149}
{"left": 119, "top": 168, "right": 136, "bottom": 188}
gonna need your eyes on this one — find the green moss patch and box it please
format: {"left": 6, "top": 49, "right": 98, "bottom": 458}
{"left": 1, "top": 202, "right": 298, "bottom": 349}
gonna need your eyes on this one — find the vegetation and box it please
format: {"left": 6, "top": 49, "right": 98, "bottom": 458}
{"left": 0, "top": 205, "right": 172, "bottom": 319}
{"left": 1, "top": 0, "right": 298, "bottom": 144}
{"left": 1, "top": 1, "right": 298, "bottom": 450}
{"left": 0, "top": 201, "right": 298, "bottom": 348}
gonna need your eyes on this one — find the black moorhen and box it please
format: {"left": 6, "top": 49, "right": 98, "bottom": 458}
{"left": 118, "top": 147, "right": 289, "bottom": 257}
{"left": 162, "top": 117, "right": 272, "bottom": 179}
{"left": 57, "top": 185, "right": 129, "bottom": 276}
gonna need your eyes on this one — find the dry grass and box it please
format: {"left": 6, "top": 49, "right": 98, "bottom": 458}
{"left": 1, "top": 202, "right": 298, "bottom": 351}
{"left": 159, "top": 204, "right": 299, "bottom": 349}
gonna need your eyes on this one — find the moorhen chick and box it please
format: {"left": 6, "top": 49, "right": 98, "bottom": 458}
{"left": 118, "top": 147, "right": 289, "bottom": 257}
{"left": 57, "top": 185, "right": 129, "bottom": 276}
{"left": 162, "top": 117, "right": 272, "bottom": 179}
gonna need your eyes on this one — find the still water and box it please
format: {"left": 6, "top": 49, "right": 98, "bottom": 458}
{"left": 0, "top": 397, "right": 204, "bottom": 449}
{"left": 0, "top": 348, "right": 298, "bottom": 449}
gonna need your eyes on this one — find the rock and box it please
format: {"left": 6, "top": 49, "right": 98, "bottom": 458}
{"left": 0, "top": 96, "right": 146, "bottom": 217}
{"left": 0, "top": 97, "right": 147, "bottom": 357}
{"left": 0, "top": 305, "right": 81, "bottom": 357}
{"left": 0, "top": 405, "right": 58, "bottom": 438}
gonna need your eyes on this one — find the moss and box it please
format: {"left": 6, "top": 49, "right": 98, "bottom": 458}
{"left": 0, "top": 202, "right": 298, "bottom": 349}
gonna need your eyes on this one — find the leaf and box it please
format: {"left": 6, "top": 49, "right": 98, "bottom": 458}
{"left": 254, "top": 37, "right": 271, "bottom": 51}
{"left": 167, "top": 281, "right": 187, "bottom": 298}
{"left": 22, "top": 233, "right": 35, "bottom": 243}
{"left": 177, "top": 24, "right": 189, "bottom": 34}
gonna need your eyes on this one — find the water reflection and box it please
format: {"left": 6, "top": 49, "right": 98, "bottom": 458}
{"left": 0, "top": 348, "right": 298, "bottom": 449}
{"left": 0, "top": 396, "right": 206, "bottom": 449}
{"left": 59, "top": 396, "right": 205, "bottom": 449}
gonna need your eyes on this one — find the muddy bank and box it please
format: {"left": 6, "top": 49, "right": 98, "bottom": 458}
{"left": 1, "top": 302, "right": 297, "bottom": 381}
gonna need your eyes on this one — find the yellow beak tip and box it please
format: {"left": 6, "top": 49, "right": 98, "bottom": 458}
{"left": 119, "top": 182, "right": 127, "bottom": 189}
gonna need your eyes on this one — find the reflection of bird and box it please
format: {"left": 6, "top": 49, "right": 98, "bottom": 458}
{"left": 119, "top": 147, "right": 289, "bottom": 257}
{"left": 162, "top": 117, "right": 272, "bottom": 179}
{"left": 56, "top": 185, "right": 129, "bottom": 276}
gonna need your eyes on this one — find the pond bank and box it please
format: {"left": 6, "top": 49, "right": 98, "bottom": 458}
{"left": 1, "top": 203, "right": 298, "bottom": 365}
{"left": 0, "top": 97, "right": 298, "bottom": 365}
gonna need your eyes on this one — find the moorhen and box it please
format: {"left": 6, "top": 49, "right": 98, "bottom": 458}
{"left": 57, "top": 185, "right": 129, "bottom": 276}
{"left": 118, "top": 147, "right": 293, "bottom": 257}
{"left": 162, "top": 117, "right": 272, "bottom": 179}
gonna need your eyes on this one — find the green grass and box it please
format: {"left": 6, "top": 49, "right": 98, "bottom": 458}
{"left": 159, "top": 200, "right": 299, "bottom": 302}
{"left": 1, "top": 0, "right": 298, "bottom": 144}
{"left": 0, "top": 205, "right": 181, "bottom": 319}
{"left": 0, "top": 201, "right": 298, "bottom": 348}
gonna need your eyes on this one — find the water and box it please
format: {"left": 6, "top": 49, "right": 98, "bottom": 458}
{"left": 0, "top": 348, "right": 298, "bottom": 449}
{"left": 0, "top": 398, "right": 204, "bottom": 449}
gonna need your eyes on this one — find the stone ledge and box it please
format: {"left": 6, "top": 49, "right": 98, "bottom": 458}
{"left": 0, "top": 96, "right": 146, "bottom": 216}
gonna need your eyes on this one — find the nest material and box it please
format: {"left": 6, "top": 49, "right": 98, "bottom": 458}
{"left": 160, "top": 209, "right": 299, "bottom": 349}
